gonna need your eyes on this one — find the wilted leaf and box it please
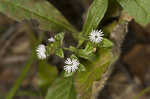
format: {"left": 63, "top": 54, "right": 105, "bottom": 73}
{"left": 74, "top": 48, "right": 117, "bottom": 99}
{"left": 82, "top": 0, "right": 108, "bottom": 35}
{"left": 0, "top": 0, "right": 77, "bottom": 32}
{"left": 45, "top": 76, "right": 76, "bottom": 99}
{"left": 117, "top": 0, "right": 150, "bottom": 25}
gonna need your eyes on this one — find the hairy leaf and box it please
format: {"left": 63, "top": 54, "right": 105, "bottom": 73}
{"left": 0, "top": 0, "right": 77, "bottom": 32}
{"left": 74, "top": 48, "right": 117, "bottom": 99}
{"left": 117, "top": 0, "right": 150, "bottom": 25}
{"left": 45, "top": 76, "right": 76, "bottom": 99}
{"left": 82, "top": 0, "right": 108, "bottom": 35}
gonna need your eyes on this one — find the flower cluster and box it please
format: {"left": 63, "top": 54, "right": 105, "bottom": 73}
{"left": 36, "top": 37, "right": 55, "bottom": 60}
{"left": 64, "top": 58, "right": 80, "bottom": 73}
{"left": 36, "top": 44, "right": 47, "bottom": 59}
{"left": 48, "top": 37, "right": 55, "bottom": 42}
{"left": 36, "top": 30, "right": 104, "bottom": 74}
{"left": 89, "top": 29, "right": 104, "bottom": 43}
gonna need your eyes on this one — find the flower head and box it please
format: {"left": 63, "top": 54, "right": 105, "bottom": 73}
{"left": 64, "top": 58, "right": 80, "bottom": 73}
{"left": 89, "top": 29, "right": 104, "bottom": 43}
{"left": 36, "top": 44, "right": 47, "bottom": 59}
{"left": 48, "top": 37, "right": 55, "bottom": 42}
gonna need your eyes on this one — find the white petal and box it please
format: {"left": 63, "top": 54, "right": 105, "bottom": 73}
{"left": 65, "top": 58, "right": 72, "bottom": 65}
{"left": 89, "top": 29, "right": 104, "bottom": 43}
{"left": 48, "top": 37, "right": 55, "bottom": 42}
{"left": 36, "top": 44, "right": 47, "bottom": 59}
{"left": 64, "top": 58, "right": 80, "bottom": 73}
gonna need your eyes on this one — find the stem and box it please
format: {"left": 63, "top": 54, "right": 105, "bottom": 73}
{"left": 6, "top": 55, "right": 35, "bottom": 99}
{"left": 77, "top": 39, "right": 84, "bottom": 48}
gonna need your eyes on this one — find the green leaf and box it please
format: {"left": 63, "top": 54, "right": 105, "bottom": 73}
{"left": 85, "top": 42, "right": 94, "bottom": 53}
{"left": 77, "top": 49, "right": 96, "bottom": 61}
{"left": 55, "top": 32, "right": 64, "bottom": 45}
{"left": 68, "top": 45, "right": 96, "bottom": 61}
{"left": 117, "top": 0, "right": 150, "bottom": 25}
{"left": 82, "top": 0, "right": 108, "bottom": 35}
{"left": 101, "top": 38, "right": 113, "bottom": 48}
{"left": 45, "top": 76, "right": 76, "bottom": 99}
{"left": 74, "top": 48, "right": 117, "bottom": 99}
{"left": 0, "top": 0, "right": 77, "bottom": 32}
{"left": 78, "top": 64, "right": 86, "bottom": 72}
{"left": 64, "top": 72, "right": 74, "bottom": 77}
{"left": 55, "top": 48, "right": 64, "bottom": 58}
{"left": 70, "top": 54, "right": 78, "bottom": 60}
{"left": 38, "top": 60, "right": 58, "bottom": 92}
{"left": 78, "top": 42, "right": 96, "bottom": 61}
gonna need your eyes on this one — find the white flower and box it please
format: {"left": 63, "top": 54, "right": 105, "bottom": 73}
{"left": 89, "top": 29, "right": 104, "bottom": 43}
{"left": 36, "top": 44, "right": 47, "bottom": 59}
{"left": 48, "top": 37, "right": 55, "bottom": 42}
{"left": 64, "top": 58, "right": 80, "bottom": 73}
